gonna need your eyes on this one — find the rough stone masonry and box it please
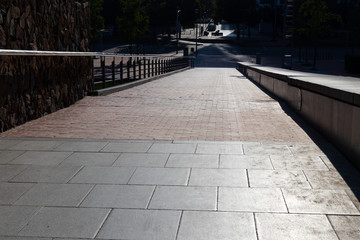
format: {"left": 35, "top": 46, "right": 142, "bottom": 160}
{"left": 0, "top": 0, "right": 92, "bottom": 132}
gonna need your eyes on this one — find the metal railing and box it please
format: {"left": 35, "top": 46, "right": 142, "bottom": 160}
{"left": 0, "top": 49, "right": 193, "bottom": 92}
{"left": 93, "top": 55, "right": 192, "bottom": 91}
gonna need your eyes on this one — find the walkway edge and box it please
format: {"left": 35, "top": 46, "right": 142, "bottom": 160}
{"left": 237, "top": 61, "right": 360, "bottom": 170}
{"left": 89, "top": 67, "right": 192, "bottom": 96}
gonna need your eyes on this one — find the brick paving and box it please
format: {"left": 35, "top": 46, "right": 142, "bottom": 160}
{"left": 1, "top": 68, "right": 318, "bottom": 143}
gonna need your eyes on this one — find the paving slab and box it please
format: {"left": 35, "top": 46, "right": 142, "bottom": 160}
{"left": 345, "top": 188, "right": 360, "bottom": 211}
{"left": 148, "top": 186, "right": 217, "bottom": 210}
{"left": 177, "top": 211, "right": 257, "bottom": 240}
{"left": 14, "top": 183, "right": 93, "bottom": 207}
{"left": 10, "top": 151, "right": 72, "bottom": 166}
{"left": 189, "top": 168, "right": 248, "bottom": 187}
{"left": 0, "top": 165, "right": 29, "bottom": 182}
{"left": 0, "top": 150, "right": 25, "bottom": 164}
{"left": 11, "top": 165, "right": 82, "bottom": 183}
{"left": 101, "top": 142, "right": 152, "bottom": 153}
{"left": 196, "top": 143, "right": 244, "bottom": 155}
{"left": 270, "top": 155, "right": 329, "bottom": 170}
{"left": 81, "top": 184, "right": 155, "bottom": 209}
{"left": 18, "top": 207, "right": 110, "bottom": 238}
{"left": 69, "top": 166, "right": 135, "bottom": 184}
{"left": 328, "top": 215, "right": 360, "bottom": 240}
{"left": 166, "top": 154, "right": 219, "bottom": 168}
{"left": 97, "top": 209, "right": 181, "bottom": 240}
{"left": 113, "top": 153, "right": 169, "bottom": 167}
{"left": 0, "top": 139, "right": 21, "bottom": 150}
{"left": 320, "top": 155, "right": 356, "bottom": 171}
{"left": 219, "top": 155, "right": 273, "bottom": 169}
{"left": 54, "top": 141, "right": 108, "bottom": 152}
{"left": 0, "top": 206, "right": 39, "bottom": 235}
{"left": 283, "top": 189, "right": 359, "bottom": 214}
{"left": 304, "top": 170, "right": 360, "bottom": 189}
{"left": 60, "top": 152, "right": 119, "bottom": 166}
{"left": 0, "top": 183, "right": 33, "bottom": 204}
{"left": 243, "top": 143, "right": 292, "bottom": 155}
{"left": 288, "top": 144, "right": 326, "bottom": 156}
{"left": 248, "top": 170, "right": 311, "bottom": 188}
{"left": 218, "top": 187, "right": 287, "bottom": 212}
{"left": 255, "top": 213, "right": 338, "bottom": 240}
{"left": 10, "top": 140, "right": 63, "bottom": 151}
{"left": 148, "top": 143, "right": 197, "bottom": 154}
{"left": 129, "top": 167, "right": 190, "bottom": 186}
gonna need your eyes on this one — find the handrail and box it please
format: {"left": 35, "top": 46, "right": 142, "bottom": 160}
{"left": 0, "top": 49, "right": 193, "bottom": 59}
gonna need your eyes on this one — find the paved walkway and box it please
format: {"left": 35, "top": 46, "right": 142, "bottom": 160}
{"left": 1, "top": 68, "right": 316, "bottom": 142}
{"left": 1, "top": 65, "right": 360, "bottom": 239}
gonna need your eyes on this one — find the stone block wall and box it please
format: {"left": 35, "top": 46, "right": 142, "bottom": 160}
{"left": 0, "top": 0, "right": 91, "bottom": 132}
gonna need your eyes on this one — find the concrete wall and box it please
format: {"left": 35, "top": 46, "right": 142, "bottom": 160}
{"left": 0, "top": 1, "right": 91, "bottom": 132}
{"left": 237, "top": 62, "right": 360, "bottom": 169}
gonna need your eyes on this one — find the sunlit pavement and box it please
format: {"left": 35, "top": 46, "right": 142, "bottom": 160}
{"left": 1, "top": 45, "right": 360, "bottom": 239}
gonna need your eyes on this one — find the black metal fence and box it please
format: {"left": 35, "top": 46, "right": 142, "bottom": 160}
{"left": 93, "top": 55, "right": 192, "bottom": 90}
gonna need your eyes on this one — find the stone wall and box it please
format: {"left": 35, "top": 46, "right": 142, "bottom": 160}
{"left": 0, "top": 0, "right": 91, "bottom": 132}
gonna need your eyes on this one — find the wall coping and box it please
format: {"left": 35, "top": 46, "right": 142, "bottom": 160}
{"left": 238, "top": 62, "right": 360, "bottom": 107}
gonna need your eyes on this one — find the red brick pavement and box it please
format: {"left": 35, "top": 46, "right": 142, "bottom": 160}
{"left": 1, "top": 68, "right": 318, "bottom": 142}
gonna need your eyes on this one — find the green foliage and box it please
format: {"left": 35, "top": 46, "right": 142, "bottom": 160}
{"left": 90, "top": 0, "right": 105, "bottom": 41}
{"left": 294, "top": 0, "right": 342, "bottom": 44}
{"left": 117, "top": 0, "right": 149, "bottom": 44}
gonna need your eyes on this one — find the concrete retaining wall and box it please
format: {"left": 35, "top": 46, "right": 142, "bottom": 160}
{"left": 237, "top": 62, "right": 360, "bottom": 169}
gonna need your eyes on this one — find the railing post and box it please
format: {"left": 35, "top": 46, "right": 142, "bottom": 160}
{"left": 91, "top": 56, "right": 95, "bottom": 91}
{"left": 138, "top": 59, "right": 142, "bottom": 79}
{"left": 120, "top": 60, "right": 123, "bottom": 84}
{"left": 133, "top": 60, "right": 136, "bottom": 80}
{"left": 101, "top": 56, "right": 105, "bottom": 89}
{"left": 112, "top": 57, "right": 115, "bottom": 86}
{"left": 155, "top": 59, "right": 157, "bottom": 76}
{"left": 127, "top": 59, "right": 130, "bottom": 80}
{"left": 143, "top": 58, "right": 146, "bottom": 78}
{"left": 148, "top": 59, "right": 151, "bottom": 78}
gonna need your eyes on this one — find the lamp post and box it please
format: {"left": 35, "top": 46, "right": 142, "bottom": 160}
{"left": 176, "top": 9, "right": 181, "bottom": 54}
{"left": 194, "top": 8, "right": 199, "bottom": 56}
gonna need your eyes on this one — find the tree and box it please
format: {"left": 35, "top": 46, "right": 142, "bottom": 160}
{"left": 117, "top": 0, "right": 149, "bottom": 52}
{"left": 294, "top": 0, "right": 341, "bottom": 68}
{"left": 90, "top": 0, "right": 105, "bottom": 41}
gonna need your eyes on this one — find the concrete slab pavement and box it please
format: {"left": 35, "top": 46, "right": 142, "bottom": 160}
{"left": 0, "top": 138, "right": 359, "bottom": 239}
{"left": 1, "top": 64, "right": 360, "bottom": 239}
